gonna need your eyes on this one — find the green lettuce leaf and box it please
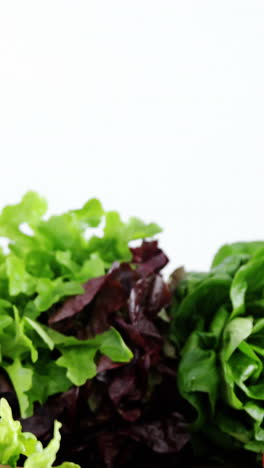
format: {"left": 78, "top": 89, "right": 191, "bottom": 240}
{"left": 0, "top": 193, "right": 159, "bottom": 419}
{"left": 0, "top": 398, "right": 40, "bottom": 467}
{"left": 55, "top": 327, "right": 133, "bottom": 386}
{"left": 170, "top": 240, "right": 264, "bottom": 457}
{"left": 0, "top": 398, "right": 80, "bottom": 468}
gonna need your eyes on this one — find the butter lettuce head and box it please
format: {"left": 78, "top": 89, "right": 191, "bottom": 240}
{"left": 0, "top": 397, "right": 80, "bottom": 468}
{"left": 170, "top": 241, "right": 264, "bottom": 456}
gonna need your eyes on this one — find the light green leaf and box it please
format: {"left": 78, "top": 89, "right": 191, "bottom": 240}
{"left": 221, "top": 317, "right": 253, "bottom": 361}
{"left": 25, "top": 317, "right": 54, "bottom": 350}
{"left": 24, "top": 420, "right": 61, "bottom": 468}
{"left": 2, "top": 307, "right": 38, "bottom": 363}
{"left": 0, "top": 191, "right": 47, "bottom": 235}
{"left": 98, "top": 327, "right": 133, "bottom": 362}
{"left": 6, "top": 255, "right": 37, "bottom": 296}
{"left": 56, "top": 346, "right": 97, "bottom": 386}
{"left": 71, "top": 197, "right": 104, "bottom": 228}
{"left": 4, "top": 359, "right": 33, "bottom": 418}
{"left": 0, "top": 398, "right": 80, "bottom": 467}
{"left": 56, "top": 328, "right": 133, "bottom": 386}
{"left": 34, "top": 277, "right": 84, "bottom": 311}
{"left": 73, "top": 254, "right": 105, "bottom": 282}
{"left": 0, "top": 398, "right": 40, "bottom": 467}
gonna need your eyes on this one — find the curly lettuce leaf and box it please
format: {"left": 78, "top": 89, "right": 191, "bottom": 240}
{"left": 0, "top": 398, "right": 80, "bottom": 468}
{"left": 0, "top": 398, "right": 40, "bottom": 467}
{"left": 0, "top": 193, "right": 161, "bottom": 419}
{"left": 55, "top": 327, "right": 133, "bottom": 386}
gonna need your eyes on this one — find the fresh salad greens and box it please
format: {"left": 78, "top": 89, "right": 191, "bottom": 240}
{"left": 0, "top": 397, "right": 79, "bottom": 468}
{"left": 5, "top": 191, "right": 264, "bottom": 467}
{"left": 170, "top": 241, "right": 264, "bottom": 457}
{"left": 14, "top": 240, "right": 189, "bottom": 468}
{"left": 0, "top": 192, "right": 161, "bottom": 418}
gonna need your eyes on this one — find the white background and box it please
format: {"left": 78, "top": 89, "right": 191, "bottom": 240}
{"left": 0, "top": 1, "right": 264, "bottom": 274}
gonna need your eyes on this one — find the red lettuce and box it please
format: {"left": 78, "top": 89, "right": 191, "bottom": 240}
{"left": 1, "top": 241, "right": 190, "bottom": 467}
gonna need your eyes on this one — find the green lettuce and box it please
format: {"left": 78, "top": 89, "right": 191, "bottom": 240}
{"left": 0, "top": 397, "right": 80, "bottom": 468}
{"left": 170, "top": 241, "right": 264, "bottom": 456}
{"left": 0, "top": 192, "right": 160, "bottom": 417}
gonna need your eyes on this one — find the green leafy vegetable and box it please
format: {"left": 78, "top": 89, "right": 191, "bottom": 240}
{"left": 170, "top": 241, "right": 264, "bottom": 457}
{"left": 0, "top": 192, "right": 160, "bottom": 418}
{"left": 0, "top": 397, "right": 80, "bottom": 468}
{"left": 55, "top": 327, "right": 133, "bottom": 386}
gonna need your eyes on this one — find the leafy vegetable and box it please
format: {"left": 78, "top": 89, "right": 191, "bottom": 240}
{"left": 0, "top": 397, "right": 80, "bottom": 468}
{"left": 17, "top": 241, "right": 189, "bottom": 468}
{"left": 170, "top": 241, "right": 264, "bottom": 460}
{"left": 0, "top": 192, "right": 161, "bottom": 418}
{"left": 0, "top": 194, "right": 189, "bottom": 467}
